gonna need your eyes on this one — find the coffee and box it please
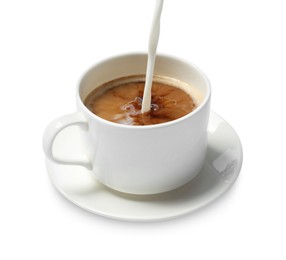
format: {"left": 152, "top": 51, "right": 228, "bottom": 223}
{"left": 84, "top": 75, "right": 202, "bottom": 126}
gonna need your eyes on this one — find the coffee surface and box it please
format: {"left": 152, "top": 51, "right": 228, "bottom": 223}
{"left": 84, "top": 76, "right": 197, "bottom": 126}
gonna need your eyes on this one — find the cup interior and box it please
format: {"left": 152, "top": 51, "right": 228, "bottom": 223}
{"left": 78, "top": 53, "right": 210, "bottom": 107}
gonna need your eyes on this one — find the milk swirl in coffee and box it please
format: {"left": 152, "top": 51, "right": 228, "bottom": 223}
{"left": 84, "top": 75, "right": 203, "bottom": 126}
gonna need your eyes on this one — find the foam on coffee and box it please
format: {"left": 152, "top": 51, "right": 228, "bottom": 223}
{"left": 84, "top": 75, "right": 203, "bottom": 126}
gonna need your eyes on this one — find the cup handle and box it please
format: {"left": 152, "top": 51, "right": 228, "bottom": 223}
{"left": 43, "top": 112, "right": 92, "bottom": 170}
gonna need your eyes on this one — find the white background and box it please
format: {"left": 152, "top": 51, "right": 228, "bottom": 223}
{"left": 1, "top": 0, "right": 285, "bottom": 259}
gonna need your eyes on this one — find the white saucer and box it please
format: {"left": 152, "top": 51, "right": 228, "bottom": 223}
{"left": 45, "top": 111, "right": 243, "bottom": 221}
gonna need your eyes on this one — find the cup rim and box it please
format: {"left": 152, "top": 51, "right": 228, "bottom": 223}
{"left": 76, "top": 52, "right": 211, "bottom": 129}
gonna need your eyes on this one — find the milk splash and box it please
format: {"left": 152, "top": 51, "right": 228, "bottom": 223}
{"left": 141, "top": 0, "right": 164, "bottom": 114}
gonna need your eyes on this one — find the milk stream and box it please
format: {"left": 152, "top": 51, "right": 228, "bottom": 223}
{"left": 141, "top": 0, "right": 164, "bottom": 114}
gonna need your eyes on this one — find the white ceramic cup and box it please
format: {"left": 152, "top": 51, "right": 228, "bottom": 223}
{"left": 43, "top": 53, "right": 211, "bottom": 195}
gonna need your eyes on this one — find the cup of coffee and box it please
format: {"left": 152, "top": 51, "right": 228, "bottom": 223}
{"left": 43, "top": 53, "right": 211, "bottom": 194}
